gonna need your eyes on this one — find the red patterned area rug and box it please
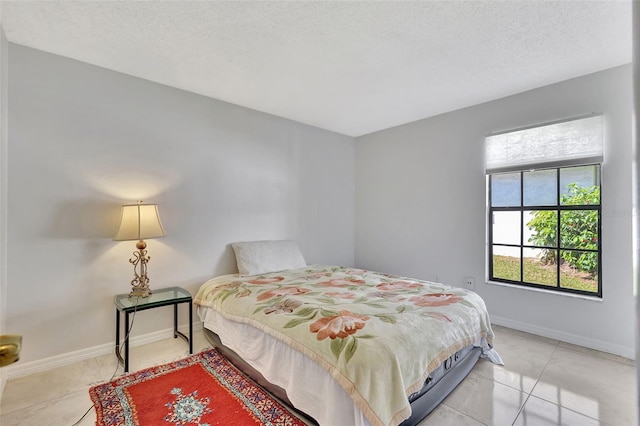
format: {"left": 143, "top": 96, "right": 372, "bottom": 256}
{"left": 90, "top": 348, "right": 308, "bottom": 426}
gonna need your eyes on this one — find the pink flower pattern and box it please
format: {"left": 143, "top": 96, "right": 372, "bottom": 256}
{"left": 409, "top": 293, "right": 462, "bottom": 307}
{"left": 376, "top": 281, "right": 423, "bottom": 291}
{"left": 248, "top": 277, "right": 285, "bottom": 285}
{"left": 309, "top": 310, "right": 370, "bottom": 340}
{"left": 326, "top": 292, "right": 357, "bottom": 300}
{"left": 317, "top": 278, "right": 366, "bottom": 288}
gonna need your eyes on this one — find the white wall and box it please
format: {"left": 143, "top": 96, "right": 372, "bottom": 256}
{"left": 632, "top": 1, "right": 639, "bottom": 408}
{"left": 6, "top": 44, "right": 355, "bottom": 365}
{"left": 356, "top": 65, "right": 634, "bottom": 358}
{"left": 0, "top": 26, "right": 8, "bottom": 393}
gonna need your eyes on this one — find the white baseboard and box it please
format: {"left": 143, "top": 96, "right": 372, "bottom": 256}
{"left": 491, "top": 315, "right": 635, "bottom": 360}
{"left": 4, "top": 321, "right": 204, "bottom": 380}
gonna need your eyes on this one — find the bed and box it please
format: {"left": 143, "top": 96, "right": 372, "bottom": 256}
{"left": 194, "top": 241, "right": 502, "bottom": 426}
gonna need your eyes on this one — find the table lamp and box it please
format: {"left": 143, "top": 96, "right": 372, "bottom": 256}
{"left": 114, "top": 201, "right": 165, "bottom": 297}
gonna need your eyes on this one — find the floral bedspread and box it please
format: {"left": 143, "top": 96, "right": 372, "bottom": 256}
{"left": 194, "top": 265, "right": 497, "bottom": 426}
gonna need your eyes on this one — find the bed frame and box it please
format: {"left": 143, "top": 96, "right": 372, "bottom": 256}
{"left": 203, "top": 328, "right": 481, "bottom": 426}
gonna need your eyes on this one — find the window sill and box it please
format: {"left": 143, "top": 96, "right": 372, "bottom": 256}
{"left": 486, "top": 280, "right": 603, "bottom": 302}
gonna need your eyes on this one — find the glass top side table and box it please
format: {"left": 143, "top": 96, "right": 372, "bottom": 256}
{"left": 115, "top": 286, "right": 193, "bottom": 372}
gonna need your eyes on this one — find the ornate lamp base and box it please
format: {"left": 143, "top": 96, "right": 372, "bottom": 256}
{"left": 129, "top": 286, "right": 152, "bottom": 298}
{"left": 128, "top": 240, "right": 153, "bottom": 298}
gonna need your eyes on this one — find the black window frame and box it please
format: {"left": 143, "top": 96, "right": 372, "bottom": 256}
{"left": 488, "top": 164, "right": 602, "bottom": 298}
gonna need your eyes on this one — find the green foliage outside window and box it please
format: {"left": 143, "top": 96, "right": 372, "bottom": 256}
{"left": 526, "top": 183, "right": 599, "bottom": 276}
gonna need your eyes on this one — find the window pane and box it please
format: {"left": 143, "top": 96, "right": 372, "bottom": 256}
{"left": 560, "top": 250, "right": 598, "bottom": 293}
{"left": 523, "top": 248, "right": 557, "bottom": 287}
{"left": 560, "top": 210, "right": 599, "bottom": 250}
{"left": 560, "top": 165, "right": 600, "bottom": 205}
{"left": 524, "top": 210, "right": 557, "bottom": 247}
{"left": 492, "top": 211, "right": 521, "bottom": 245}
{"left": 492, "top": 246, "right": 520, "bottom": 281}
{"left": 488, "top": 164, "right": 601, "bottom": 296}
{"left": 491, "top": 173, "right": 520, "bottom": 207}
{"left": 523, "top": 169, "right": 557, "bottom": 206}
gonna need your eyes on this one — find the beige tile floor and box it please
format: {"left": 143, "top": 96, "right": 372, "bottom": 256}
{"left": 0, "top": 325, "right": 636, "bottom": 425}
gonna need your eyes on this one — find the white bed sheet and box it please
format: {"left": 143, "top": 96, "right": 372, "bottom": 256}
{"left": 198, "top": 305, "right": 372, "bottom": 426}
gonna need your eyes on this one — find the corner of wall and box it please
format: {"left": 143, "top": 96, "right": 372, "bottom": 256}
{"left": 0, "top": 23, "right": 9, "bottom": 398}
{"left": 631, "top": 0, "right": 640, "bottom": 393}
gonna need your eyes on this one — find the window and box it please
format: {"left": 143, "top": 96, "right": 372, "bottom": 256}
{"left": 486, "top": 115, "right": 603, "bottom": 297}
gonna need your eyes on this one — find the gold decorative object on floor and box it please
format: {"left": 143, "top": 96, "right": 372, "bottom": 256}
{"left": 113, "top": 201, "right": 166, "bottom": 298}
{"left": 0, "top": 334, "right": 22, "bottom": 367}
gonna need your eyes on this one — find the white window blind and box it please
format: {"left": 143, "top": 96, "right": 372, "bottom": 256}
{"left": 485, "top": 114, "right": 603, "bottom": 174}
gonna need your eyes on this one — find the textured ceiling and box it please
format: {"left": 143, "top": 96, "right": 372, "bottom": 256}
{"left": 0, "top": 1, "right": 632, "bottom": 137}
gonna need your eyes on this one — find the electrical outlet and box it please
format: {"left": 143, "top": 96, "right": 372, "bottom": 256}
{"left": 464, "top": 276, "right": 475, "bottom": 289}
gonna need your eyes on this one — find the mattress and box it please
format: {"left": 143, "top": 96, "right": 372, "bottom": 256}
{"left": 195, "top": 265, "right": 502, "bottom": 426}
{"left": 202, "top": 326, "right": 483, "bottom": 426}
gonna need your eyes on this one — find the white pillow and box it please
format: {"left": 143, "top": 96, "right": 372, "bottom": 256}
{"left": 231, "top": 240, "right": 307, "bottom": 276}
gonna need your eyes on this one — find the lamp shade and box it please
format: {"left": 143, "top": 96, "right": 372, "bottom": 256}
{"left": 114, "top": 203, "right": 166, "bottom": 241}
